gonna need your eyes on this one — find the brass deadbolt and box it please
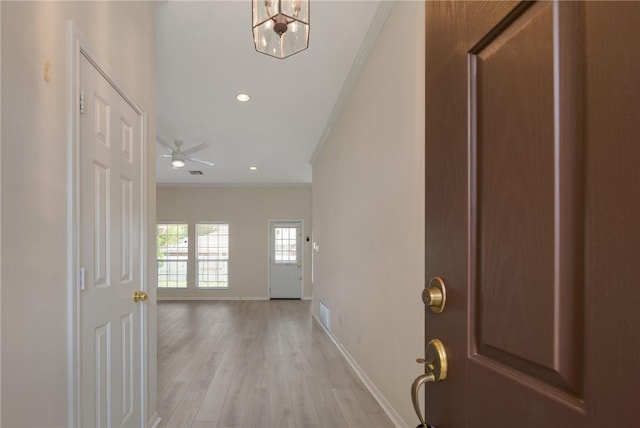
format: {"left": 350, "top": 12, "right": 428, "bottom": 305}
{"left": 422, "top": 276, "right": 446, "bottom": 313}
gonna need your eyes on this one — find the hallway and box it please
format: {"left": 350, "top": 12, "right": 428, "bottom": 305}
{"left": 157, "top": 300, "right": 395, "bottom": 427}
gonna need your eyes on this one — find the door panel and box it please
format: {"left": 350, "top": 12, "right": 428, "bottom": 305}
{"left": 80, "top": 53, "right": 144, "bottom": 428}
{"left": 470, "top": 1, "right": 583, "bottom": 396}
{"left": 423, "top": 1, "right": 640, "bottom": 427}
{"left": 474, "top": 2, "right": 557, "bottom": 369}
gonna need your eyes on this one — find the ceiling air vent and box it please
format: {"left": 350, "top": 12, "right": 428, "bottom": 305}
{"left": 189, "top": 170, "right": 203, "bottom": 175}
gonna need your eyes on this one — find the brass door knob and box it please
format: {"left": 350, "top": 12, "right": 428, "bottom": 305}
{"left": 411, "top": 339, "right": 448, "bottom": 428}
{"left": 133, "top": 290, "right": 148, "bottom": 302}
{"left": 423, "top": 277, "right": 446, "bottom": 313}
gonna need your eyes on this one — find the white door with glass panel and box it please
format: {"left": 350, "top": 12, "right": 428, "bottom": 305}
{"left": 270, "top": 221, "right": 302, "bottom": 299}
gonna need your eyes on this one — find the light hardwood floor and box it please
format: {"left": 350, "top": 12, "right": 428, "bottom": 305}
{"left": 157, "top": 300, "right": 396, "bottom": 428}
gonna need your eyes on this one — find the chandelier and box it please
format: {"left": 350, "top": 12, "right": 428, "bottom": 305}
{"left": 252, "top": 0, "right": 310, "bottom": 59}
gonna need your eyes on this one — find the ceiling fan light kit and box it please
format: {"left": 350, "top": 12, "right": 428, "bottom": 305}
{"left": 158, "top": 136, "right": 214, "bottom": 170}
{"left": 171, "top": 152, "right": 185, "bottom": 168}
{"left": 235, "top": 93, "right": 251, "bottom": 102}
{"left": 252, "top": 0, "right": 309, "bottom": 59}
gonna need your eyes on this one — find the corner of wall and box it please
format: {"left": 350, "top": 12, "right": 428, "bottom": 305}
{"left": 310, "top": 1, "right": 425, "bottom": 426}
{"left": 308, "top": 1, "right": 395, "bottom": 166}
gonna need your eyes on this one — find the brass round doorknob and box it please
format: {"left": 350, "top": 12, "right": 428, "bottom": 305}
{"left": 133, "top": 290, "right": 148, "bottom": 302}
{"left": 422, "top": 277, "right": 446, "bottom": 313}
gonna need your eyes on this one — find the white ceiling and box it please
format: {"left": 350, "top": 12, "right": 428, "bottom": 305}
{"left": 155, "top": 0, "right": 387, "bottom": 185}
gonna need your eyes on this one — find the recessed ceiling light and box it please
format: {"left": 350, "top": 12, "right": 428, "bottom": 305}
{"left": 249, "top": 166, "right": 258, "bottom": 171}
{"left": 236, "top": 93, "right": 251, "bottom": 102}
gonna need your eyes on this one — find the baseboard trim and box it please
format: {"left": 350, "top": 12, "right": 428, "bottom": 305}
{"left": 311, "top": 314, "right": 407, "bottom": 428}
{"left": 147, "top": 412, "right": 161, "bottom": 428}
{"left": 157, "top": 295, "right": 268, "bottom": 301}
{"left": 157, "top": 295, "right": 313, "bottom": 301}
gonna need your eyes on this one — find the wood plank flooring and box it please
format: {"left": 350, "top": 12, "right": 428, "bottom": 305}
{"left": 157, "top": 300, "right": 395, "bottom": 428}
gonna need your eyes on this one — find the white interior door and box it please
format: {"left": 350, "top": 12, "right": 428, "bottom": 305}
{"left": 79, "top": 53, "right": 145, "bottom": 428}
{"left": 270, "top": 221, "right": 302, "bottom": 299}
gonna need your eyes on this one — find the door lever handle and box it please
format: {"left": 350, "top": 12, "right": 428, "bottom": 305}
{"left": 411, "top": 339, "right": 448, "bottom": 428}
{"left": 412, "top": 373, "right": 436, "bottom": 428}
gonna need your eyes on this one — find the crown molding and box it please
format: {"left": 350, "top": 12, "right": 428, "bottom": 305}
{"left": 309, "top": 0, "right": 395, "bottom": 166}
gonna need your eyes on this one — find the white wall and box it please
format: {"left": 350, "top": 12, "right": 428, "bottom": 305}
{"left": 311, "top": 2, "right": 425, "bottom": 426}
{"left": 157, "top": 185, "right": 312, "bottom": 300}
{"left": 1, "top": 2, "right": 157, "bottom": 427}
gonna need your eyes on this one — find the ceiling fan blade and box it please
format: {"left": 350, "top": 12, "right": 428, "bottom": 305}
{"left": 182, "top": 142, "right": 209, "bottom": 156}
{"left": 188, "top": 157, "right": 214, "bottom": 167}
{"left": 156, "top": 135, "right": 176, "bottom": 151}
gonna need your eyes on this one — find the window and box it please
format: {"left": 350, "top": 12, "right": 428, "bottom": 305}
{"left": 274, "top": 227, "right": 297, "bottom": 262}
{"left": 156, "top": 224, "right": 188, "bottom": 288}
{"left": 197, "top": 223, "right": 229, "bottom": 288}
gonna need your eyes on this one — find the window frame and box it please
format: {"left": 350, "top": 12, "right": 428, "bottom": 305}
{"left": 273, "top": 226, "right": 299, "bottom": 264}
{"left": 156, "top": 222, "right": 189, "bottom": 289}
{"left": 195, "top": 222, "right": 230, "bottom": 289}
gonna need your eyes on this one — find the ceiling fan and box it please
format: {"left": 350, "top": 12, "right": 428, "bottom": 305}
{"left": 157, "top": 136, "right": 214, "bottom": 169}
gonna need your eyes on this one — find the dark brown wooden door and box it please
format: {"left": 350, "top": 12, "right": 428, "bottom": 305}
{"left": 423, "top": 1, "right": 640, "bottom": 427}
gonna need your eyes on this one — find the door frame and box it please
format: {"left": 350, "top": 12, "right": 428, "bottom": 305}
{"left": 267, "top": 220, "right": 304, "bottom": 299}
{"left": 67, "top": 22, "right": 149, "bottom": 427}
